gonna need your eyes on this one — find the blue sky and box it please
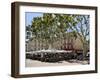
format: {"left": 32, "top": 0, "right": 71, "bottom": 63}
{"left": 25, "top": 12, "right": 43, "bottom": 26}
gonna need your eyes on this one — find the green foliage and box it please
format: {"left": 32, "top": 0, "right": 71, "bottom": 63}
{"left": 28, "top": 13, "right": 80, "bottom": 45}
{"left": 27, "top": 13, "right": 89, "bottom": 52}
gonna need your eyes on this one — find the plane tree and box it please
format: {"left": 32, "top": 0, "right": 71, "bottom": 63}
{"left": 68, "top": 15, "right": 90, "bottom": 60}
{"left": 30, "top": 13, "right": 80, "bottom": 50}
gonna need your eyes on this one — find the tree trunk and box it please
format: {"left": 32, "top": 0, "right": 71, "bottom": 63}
{"left": 82, "top": 43, "right": 87, "bottom": 60}
{"left": 48, "top": 44, "right": 52, "bottom": 50}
